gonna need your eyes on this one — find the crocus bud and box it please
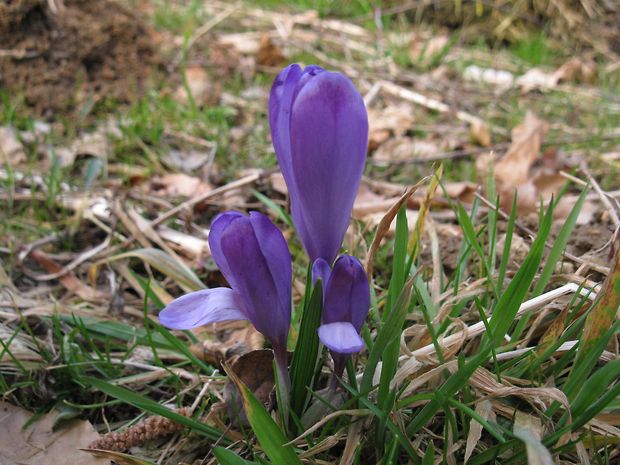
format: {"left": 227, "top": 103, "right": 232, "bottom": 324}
{"left": 269, "top": 64, "right": 368, "bottom": 264}
{"left": 159, "top": 211, "right": 292, "bottom": 354}
{"left": 317, "top": 255, "right": 370, "bottom": 355}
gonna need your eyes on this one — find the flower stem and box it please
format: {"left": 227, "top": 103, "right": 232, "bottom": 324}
{"left": 273, "top": 346, "right": 291, "bottom": 429}
{"left": 327, "top": 352, "right": 347, "bottom": 393}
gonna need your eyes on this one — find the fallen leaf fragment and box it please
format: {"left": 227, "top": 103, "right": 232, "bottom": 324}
{"left": 150, "top": 173, "right": 213, "bottom": 198}
{"left": 29, "top": 249, "right": 107, "bottom": 301}
{"left": 463, "top": 65, "right": 515, "bottom": 90}
{"left": 0, "top": 401, "right": 108, "bottom": 465}
{"left": 174, "top": 66, "right": 222, "bottom": 107}
{"left": 470, "top": 119, "right": 491, "bottom": 147}
{"left": 513, "top": 411, "right": 555, "bottom": 465}
{"left": 191, "top": 320, "right": 264, "bottom": 366}
{"left": 0, "top": 126, "right": 27, "bottom": 166}
{"left": 410, "top": 32, "right": 449, "bottom": 65}
{"left": 367, "top": 103, "right": 415, "bottom": 150}
{"left": 517, "top": 57, "right": 596, "bottom": 93}
{"left": 373, "top": 137, "right": 440, "bottom": 164}
{"left": 464, "top": 400, "right": 494, "bottom": 463}
{"left": 495, "top": 111, "right": 549, "bottom": 188}
{"left": 223, "top": 349, "right": 275, "bottom": 427}
{"left": 256, "top": 33, "right": 286, "bottom": 67}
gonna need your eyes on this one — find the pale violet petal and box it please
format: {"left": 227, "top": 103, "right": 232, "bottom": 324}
{"left": 318, "top": 322, "right": 364, "bottom": 354}
{"left": 158, "top": 288, "right": 247, "bottom": 330}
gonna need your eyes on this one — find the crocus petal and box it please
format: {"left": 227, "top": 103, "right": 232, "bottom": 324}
{"left": 311, "top": 257, "right": 331, "bottom": 287}
{"left": 269, "top": 64, "right": 325, "bottom": 198}
{"left": 323, "top": 255, "right": 370, "bottom": 332}
{"left": 208, "top": 211, "right": 245, "bottom": 288}
{"left": 218, "top": 213, "right": 291, "bottom": 349}
{"left": 158, "top": 288, "right": 247, "bottom": 330}
{"left": 318, "top": 322, "right": 364, "bottom": 354}
{"left": 289, "top": 71, "right": 368, "bottom": 262}
{"left": 248, "top": 211, "right": 292, "bottom": 330}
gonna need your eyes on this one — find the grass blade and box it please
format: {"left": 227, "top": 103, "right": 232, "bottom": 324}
{"left": 225, "top": 366, "right": 302, "bottom": 465}
{"left": 82, "top": 377, "right": 225, "bottom": 441}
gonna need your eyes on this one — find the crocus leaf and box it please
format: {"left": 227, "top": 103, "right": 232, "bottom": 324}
{"left": 360, "top": 279, "right": 413, "bottom": 394}
{"left": 225, "top": 366, "right": 302, "bottom": 465}
{"left": 290, "top": 280, "right": 323, "bottom": 418}
{"left": 213, "top": 447, "right": 261, "bottom": 465}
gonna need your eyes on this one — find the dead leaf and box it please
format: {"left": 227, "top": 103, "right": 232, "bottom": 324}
{"left": 0, "top": 126, "right": 26, "bottom": 166}
{"left": 223, "top": 349, "right": 275, "bottom": 427}
{"left": 162, "top": 148, "right": 213, "bottom": 173}
{"left": 55, "top": 120, "right": 120, "bottom": 166}
{"left": 219, "top": 32, "right": 261, "bottom": 54}
{"left": 464, "top": 400, "right": 494, "bottom": 464}
{"left": 490, "top": 112, "right": 570, "bottom": 213}
{"left": 373, "top": 137, "right": 440, "bottom": 164}
{"left": 0, "top": 322, "right": 43, "bottom": 367}
{"left": 470, "top": 119, "right": 491, "bottom": 147}
{"left": 517, "top": 57, "right": 596, "bottom": 93}
{"left": 463, "top": 65, "right": 515, "bottom": 90}
{"left": 513, "top": 411, "right": 555, "bottom": 465}
{"left": 269, "top": 172, "right": 288, "bottom": 196}
{"left": 29, "top": 249, "right": 107, "bottom": 301}
{"left": 150, "top": 173, "right": 212, "bottom": 198}
{"left": 256, "top": 33, "right": 286, "bottom": 67}
{"left": 190, "top": 320, "right": 264, "bottom": 366}
{"left": 495, "top": 112, "right": 549, "bottom": 188}
{"left": 158, "top": 227, "right": 210, "bottom": 258}
{"left": 410, "top": 32, "right": 449, "bottom": 64}
{"left": 367, "top": 103, "right": 415, "bottom": 149}
{"left": 0, "top": 401, "right": 108, "bottom": 465}
{"left": 174, "top": 66, "right": 222, "bottom": 107}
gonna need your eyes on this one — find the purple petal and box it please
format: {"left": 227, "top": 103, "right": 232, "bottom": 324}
{"left": 318, "top": 322, "right": 364, "bottom": 354}
{"left": 249, "top": 211, "right": 292, "bottom": 330}
{"left": 311, "top": 257, "right": 331, "bottom": 287}
{"left": 208, "top": 211, "right": 245, "bottom": 288}
{"left": 289, "top": 71, "right": 368, "bottom": 262}
{"left": 219, "top": 214, "right": 291, "bottom": 349}
{"left": 269, "top": 65, "right": 325, "bottom": 259}
{"left": 158, "top": 288, "right": 247, "bottom": 330}
{"left": 269, "top": 64, "right": 303, "bottom": 197}
{"left": 323, "top": 255, "right": 370, "bottom": 332}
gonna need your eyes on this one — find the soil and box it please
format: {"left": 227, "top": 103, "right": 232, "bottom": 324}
{"left": 0, "top": 0, "right": 160, "bottom": 117}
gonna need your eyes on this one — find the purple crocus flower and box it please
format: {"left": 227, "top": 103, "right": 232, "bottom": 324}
{"left": 314, "top": 255, "right": 370, "bottom": 379}
{"left": 159, "top": 211, "right": 292, "bottom": 369}
{"left": 269, "top": 64, "right": 369, "bottom": 264}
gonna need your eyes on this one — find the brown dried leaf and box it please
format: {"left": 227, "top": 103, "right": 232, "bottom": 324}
{"left": 517, "top": 57, "right": 596, "bottom": 93}
{"left": 174, "top": 66, "right": 222, "bottom": 107}
{"left": 470, "top": 119, "right": 491, "bottom": 147}
{"left": 256, "top": 33, "right": 286, "bottom": 67}
{"left": 0, "top": 402, "right": 108, "bottom": 465}
{"left": 190, "top": 320, "right": 265, "bottom": 366}
{"left": 464, "top": 400, "right": 494, "bottom": 463}
{"left": 410, "top": 32, "right": 449, "bottom": 64}
{"left": 150, "top": 173, "right": 212, "bottom": 198}
{"left": 373, "top": 137, "right": 440, "bottom": 164}
{"left": 0, "top": 126, "right": 26, "bottom": 166}
{"left": 223, "top": 349, "right": 275, "bottom": 427}
{"left": 513, "top": 411, "right": 555, "bottom": 465}
{"left": 366, "top": 177, "right": 429, "bottom": 279}
{"left": 367, "top": 103, "right": 414, "bottom": 149}
{"left": 29, "top": 250, "right": 107, "bottom": 301}
{"left": 494, "top": 112, "right": 549, "bottom": 188}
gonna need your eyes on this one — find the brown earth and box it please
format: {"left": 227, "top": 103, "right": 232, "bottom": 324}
{"left": 0, "top": 0, "right": 160, "bottom": 117}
